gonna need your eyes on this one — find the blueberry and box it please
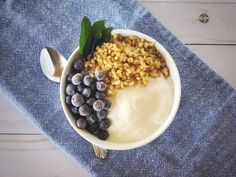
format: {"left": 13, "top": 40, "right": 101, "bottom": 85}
{"left": 71, "top": 106, "right": 79, "bottom": 115}
{"left": 86, "top": 97, "right": 96, "bottom": 107}
{"left": 92, "top": 129, "right": 100, "bottom": 136}
{"left": 73, "top": 57, "right": 84, "bottom": 71}
{"left": 65, "top": 84, "right": 76, "bottom": 96}
{"left": 99, "top": 118, "right": 111, "bottom": 129}
{"left": 82, "top": 88, "right": 92, "bottom": 98}
{"left": 96, "top": 81, "right": 107, "bottom": 92}
{"left": 90, "top": 81, "right": 96, "bottom": 90}
{"left": 86, "top": 122, "right": 99, "bottom": 134}
{"left": 95, "top": 70, "right": 105, "bottom": 81}
{"left": 86, "top": 114, "right": 98, "bottom": 125}
{"left": 65, "top": 96, "right": 72, "bottom": 105}
{"left": 71, "top": 93, "right": 84, "bottom": 107}
{"left": 96, "top": 110, "right": 108, "bottom": 121}
{"left": 66, "top": 73, "right": 74, "bottom": 83}
{"left": 97, "top": 130, "right": 109, "bottom": 140}
{"left": 77, "top": 84, "right": 83, "bottom": 93}
{"left": 83, "top": 75, "right": 93, "bottom": 86}
{"left": 95, "top": 91, "right": 105, "bottom": 99}
{"left": 71, "top": 73, "right": 83, "bottom": 85}
{"left": 76, "top": 118, "right": 87, "bottom": 129}
{"left": 89, "top": 79, "right": 97, "bottom": 91}
{"left": 79, "top": 104, "right": 91, "bottom": 116}
{"left": 104, "top": 99, "right": 112, "bottom": 110}
{"left": 93, "top": 100, "right": 105, "bottom": 112}
{"left": 81, "top": 70, "right": 89, "bottom": 76}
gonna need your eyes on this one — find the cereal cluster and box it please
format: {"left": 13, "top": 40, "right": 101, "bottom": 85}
{"left": 85, "top": 34, "right": 169, "bottom": 96}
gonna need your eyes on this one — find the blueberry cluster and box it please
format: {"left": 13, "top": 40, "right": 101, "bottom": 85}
{"left": 65, "top": 57, "right": 111, "bottom": 140}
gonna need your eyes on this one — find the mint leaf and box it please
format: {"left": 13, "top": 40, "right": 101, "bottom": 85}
{"left": 79, "top": 16, "right": 92, "bottom": 56}
{"left": 97, "top": 27, "right": 113, "bottom": 45}
{"left": 90, "top": 20, "right": 105, "bottom": 54}
{"left": 84, "top": 31, "right": 94, "bottom": 58}
{"left": 102, "top": 27, "right": 113, "bottom": 42}
{"left": 93, "top": 20, "right": 105, "bottom": 39}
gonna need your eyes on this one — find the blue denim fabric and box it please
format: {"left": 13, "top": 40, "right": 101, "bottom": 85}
{"left": 0, "top": 0, "right": 235, "bottom": 176}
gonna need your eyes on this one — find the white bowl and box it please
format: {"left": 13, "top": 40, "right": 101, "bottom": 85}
{"left": 60, "top": 29, "right": 181, "bottom": 150}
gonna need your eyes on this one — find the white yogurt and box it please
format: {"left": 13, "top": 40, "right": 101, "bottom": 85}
{"left": 108, "top": 77, "right": 174, "bottom": 143}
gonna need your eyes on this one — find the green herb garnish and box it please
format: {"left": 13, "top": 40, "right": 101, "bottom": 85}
{"left": 79, "top": 16, "right": 113, "bottom": 58}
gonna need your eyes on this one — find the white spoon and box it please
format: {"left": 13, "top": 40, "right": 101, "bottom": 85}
{"left": 40, "top": 47, "right": 108, "bottom": 159}
{"left": 40, "top": 47, "right": 67, "bottom": 83}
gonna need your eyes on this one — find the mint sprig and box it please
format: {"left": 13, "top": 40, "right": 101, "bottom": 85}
{"left": 79, "top": 16, "right": 113, "bottom": 58}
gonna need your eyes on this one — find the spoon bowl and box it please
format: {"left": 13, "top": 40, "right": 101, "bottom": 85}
{"left": 40, "top": 47, "right": 67, "bottom": 83}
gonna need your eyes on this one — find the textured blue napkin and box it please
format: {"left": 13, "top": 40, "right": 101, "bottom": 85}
{"left": 0, "top": 0, "right": 236, "bottom": 176}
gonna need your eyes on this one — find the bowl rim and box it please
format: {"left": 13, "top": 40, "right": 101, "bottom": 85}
{"left": 60, "top": 29, "right": 181, "bottom": 150}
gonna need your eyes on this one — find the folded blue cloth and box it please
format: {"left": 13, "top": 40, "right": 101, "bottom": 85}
{"left": 0, "top": 0, "right": 235, "bottom": 176}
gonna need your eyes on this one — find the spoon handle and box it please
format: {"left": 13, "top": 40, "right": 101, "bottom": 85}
{"left": 92, "top": 144, "right": 109, "bottom": 159}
